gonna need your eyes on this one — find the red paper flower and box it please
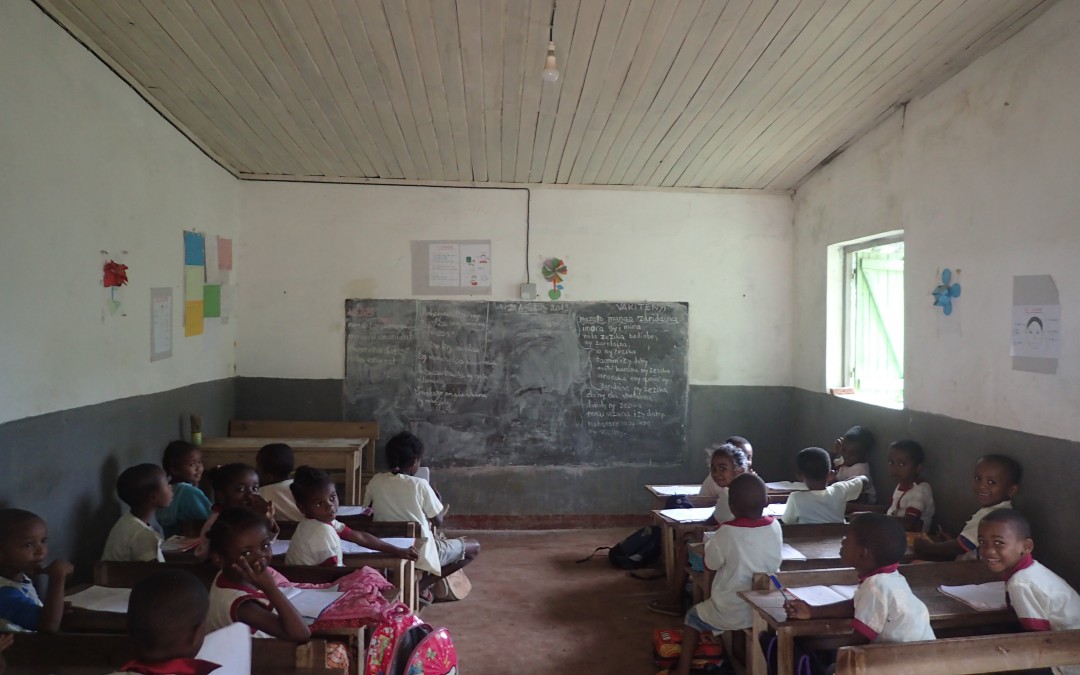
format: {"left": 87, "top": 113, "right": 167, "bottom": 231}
{"left": 103, "top": 260, "right": 129, "bottom": 288}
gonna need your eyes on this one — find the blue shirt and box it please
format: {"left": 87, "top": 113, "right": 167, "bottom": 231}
{"left": 0, "top": 574, "right": 42, "bottom": 631}
{"left": 156, "top": 482, "right": 212, "bottom": 538}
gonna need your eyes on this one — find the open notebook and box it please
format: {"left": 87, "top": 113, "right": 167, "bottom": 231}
{"left": 197, "top": 623, "right": 251, "bottom": 674}
{"left": 766, "top": 481, "right": 809, "bottom": 492}
{"left": 650, "top": 485, "right": 702, "bottom": 497}
{"left": 788, "top": 584, "right": 859, "bottom": 606}
{"left": 271, "top": 536, "right": 416, "bottom": 557}
{"left": 938, "top": 581, "right": 1007, "bottom": 611}
{"left": 67, "top": 584, "right": 343, "bottom": 621}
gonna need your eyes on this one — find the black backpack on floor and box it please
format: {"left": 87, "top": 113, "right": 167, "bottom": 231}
{"left": 576, "top": 525, "right": 662, "bottom": 570}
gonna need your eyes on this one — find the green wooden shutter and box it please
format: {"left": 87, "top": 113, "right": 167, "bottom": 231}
{"left": 852, "top": 247, "right": 904, "bottom": 404}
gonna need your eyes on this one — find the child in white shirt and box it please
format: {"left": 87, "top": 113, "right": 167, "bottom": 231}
{"left": 782, "top": 447, "right": 868, "bottom": 524}
{"left": 364, "top": 431, "right": 480, "bottom": 600}
{"left": 255, "top": 443, "right": 304, "bottom": 522}
{"left": 884, "top": 440, "right": 935, "bottom": 533}
{"left": 101, "top": 464, "right": 173, "bottom": 563}
{"left": 0, "top": 509, "right": 73, "bottom": 633}
{"left": 914, "top": 453, "right": 1020, "bottom": 560}
{"left": 831, "top": 426, "right": 876, "bottom": 503}
{"left": 698, "top": 436, "right": 753, "bottom": 500}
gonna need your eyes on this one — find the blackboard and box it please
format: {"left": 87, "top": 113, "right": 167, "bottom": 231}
{"left": 344, "top": 299, "right": 688, "bottom": 467}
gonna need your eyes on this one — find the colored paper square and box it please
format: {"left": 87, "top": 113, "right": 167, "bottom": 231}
{"left": 185, "top": 301, "right": 204, "bottom": 336}
{"left": 184, "top": 266, "right": 204, "bottom": 301}
{"left": 218, "top": 237, "right": 233, "bottom": 270}
{"left": 203, "top": 285, "right": 222, "bottom": 317}
{"left": 184, "top": 231, "right": 206, "bottom": 266}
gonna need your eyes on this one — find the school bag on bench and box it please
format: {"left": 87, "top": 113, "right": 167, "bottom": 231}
{"left": 365, "top": 602, "right": 458, "bottom": 675}
{"left": 653, "top": 628, "right": 725, "bottom": 670}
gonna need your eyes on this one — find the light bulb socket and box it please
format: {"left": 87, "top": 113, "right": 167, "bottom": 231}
{"left": 542, "top": 42, "right": 560, "bottom": 82}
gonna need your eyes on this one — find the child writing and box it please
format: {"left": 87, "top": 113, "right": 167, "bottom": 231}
{"left": 157, "top": 440, "right": 212, "bottom": 538}
{"left": 284, "top": 466, "right": 417, "bottom": 566}
{"left": 195, "top": 463, "right": 278, "bottom": 559}
{"left": 699, "top": 436, "right": 754, "bottom": 501}
{"left": 885, "top": 440, "right": 935, "bottom": 533}
{"left": 783, "top": 447, "right": 868, "bottom": 524}
{"left": 831, "top": 426, "right": 876, "bottom": 503}
{"left": 670, "top": 474, "right": 782, "bottom": 675}
{"left": 204, "top": 507, "right": 310, "bottom": 641}
{"left": 101, "top": 464, "right": 173, "bottom": 563}
{"left": 784, "top": 513, "right": 934, "bottom": 648}
{"left": 0, "top": 508, "right": 73, "bottom": 633}
{"left": 363, "top": 431, "right": 480, "bottom": 598}
{"left": 914, "top": 453, "right": 1020, "bottom": 560}
{"left": 256, "top": 442, "right": 304, "bottom": 522}
{"left": 106, "top": 569, "right": 219, "bottom": 675}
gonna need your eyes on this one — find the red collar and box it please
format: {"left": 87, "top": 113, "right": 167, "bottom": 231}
{"left": 895, "top": 480, "right": 919, "bottom": 492}
{"left": 721, "top": 516, "right": 775, "bottom": 528}
{"left": 858, "top": 563, "right": 899, "bottom": 582}
{"left": 117, "top": 658, "right": 220, "bottom": 675}
{"left": 1004, "top": 553, "right": 1036, "bottom": 581}
{"left": 214, "top": 572, "right": 267, "bottom": 598}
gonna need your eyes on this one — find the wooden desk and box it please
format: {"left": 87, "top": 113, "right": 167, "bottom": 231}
{"left": 739, "top": 562, "right": 1017, "bottom": 675}
{"left": 199, "top": 437, "right": 369, "bottom": 504}
{"left": 646, "top": 484, "right": 701, "bottom": 509}
{"left": 652, "top": 508, "right": 713, "bottom": 586}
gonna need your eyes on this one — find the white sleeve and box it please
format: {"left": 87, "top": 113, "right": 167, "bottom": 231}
{"left": 285, "top": 524, "right": 338, "bottom": 565}
{"left": 782, "top": 494, "right": 801, "bottom": 524}
{"left": 836, "top": 477, "right": 867, "bottom": 501}
{"left": 135, "top": 528, "right": 164, "bottom": 563}
{"left": 702, "top": 531, "right": 726, "bottom": 572}
{"left": 852, "top": 582, "right": 889, "bottom": 640}
{"left": 699, "top": 476, "right": 722, "bottom": 499}
{"left": 904, "top": 484, "right": 934, "bottom": 519}
{"left": 1009, "top": 578, "right": 1053, "bottom": 631}
{"left": 420, "top": 481, "right": 444, "bottom": 519}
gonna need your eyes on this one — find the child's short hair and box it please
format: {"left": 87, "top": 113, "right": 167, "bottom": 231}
{"left": 711, "top": 443, "right": 749, "bottom": 471}
{"left": 162, "top": 440, "right": 196, "bottom": 473}
{"left": 725, "top": 435, "right": 751, "bottom": 450}
{"left": 256, "top": 443, "right": 295, "bottom": 479}
{"left": 117, "top": 464, "right": 166, "bottom": 509}
{"left": 386, "top": 431, "right": 424, "bottom": 471}
{"left": 206, "top": 463, "right": 256, "bottom": 493}
{"left": 980, "top": 508, "right": 1031, "bottom": 539}
{"left": 796, "top": 447, "right": 832, "bottom": 481}
{"left": 979, "top": 454, "right": 1022, "bottom": 485}
{"left": 844, "top": 426, "right": 876, "bottom": 454}
{"left": 849, "top": 512, "right": 907, "bottom": 567}
{"left": 889, "top": 440, "right": 925, "bottom": 466}
{"left": 0, "top": 508, "right": 42, "bottom": 541}
{"left": 289, "top": 465, "right": 334, "bottom": 505}
{"left": 128, "top": 568, "right": 209, "bottom": 659}
{"left": 728, "top": 473, "right": 767, "bottom": 516}
{"left": 206, "top": 507, "right": 268, "bottom": 555}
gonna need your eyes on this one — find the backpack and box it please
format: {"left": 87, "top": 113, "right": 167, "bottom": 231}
{"left": 365, "top": 603, "right": 458, "bottom": 675}
{"left": 576, "top": 525, "right": 662, "bottom": 570}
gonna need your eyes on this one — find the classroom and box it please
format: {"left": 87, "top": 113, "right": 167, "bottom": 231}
{"left": 2, "top": 0, "right": 1079, "bottom": 673}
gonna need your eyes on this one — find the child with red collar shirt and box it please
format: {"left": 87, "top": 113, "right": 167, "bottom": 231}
{"left": 884, "top": 440, "right": 935, "bottom": 533}
{"left": 979, "top": 508, "right": 1080, "bottom": 674}
{"left": 107, "top": 569, "right": 220, "bottom": 675}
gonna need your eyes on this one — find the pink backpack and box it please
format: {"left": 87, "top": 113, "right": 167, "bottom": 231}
{"left": 364, "top": 603, "right": 458, "bottom": 675}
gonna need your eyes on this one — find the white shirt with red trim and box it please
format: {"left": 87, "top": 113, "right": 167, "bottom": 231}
{"left": 887, "top": 481, "right": 935, "bottom": 533}
{"left": 836, "top": 461, "right": 876, "bottom": 502}
{"left": 101, "top": 513, "right": 165, "bottom": 563}
{"left": 711, "top": 487, "right": 734, "bottom": 523}
{"left": 957, "top": 501, "right": 1012, "bottom": 560}
{"left": 258, "top": 479, "right": 304, "bottom": 522}
{"left": 1006, "top": 555, "right": 1080, "bottom": 674}
{"left": 284, "top": 518, "right": 349, "bottom": 567}
{"left": 694, "top": 516, "right": 783, "bottom": 632}
{"left": 106, "top": 658, "right": 221, "bottom": 675}
{"left": 852, "top": 566, "right": 935, "bottom": 643}
{"left": 206, "top": 572, "right": 273, "bottom": 637}
{"left": 699, "top": 475, "right": 722, "bottom": 500}
{"left": 782, "top": 477, "right": 867, "bottom": 525}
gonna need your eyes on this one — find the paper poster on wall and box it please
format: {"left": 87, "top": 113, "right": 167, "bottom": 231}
{"left": 428, "top": 243, "right": 460, "bottom": 287}
{"left": 410, "top": 240, "right": 492, "bottom": 296}
{"left": 1011, "top": 275, "right": 1060, "bottom": 374}
{"left": 459, "top": 243, "right": 491, "bottom": 287}
{"left": 183, "top": 230, "right": 206, "bottom": 336}
{"left": 150, "top": 287, "right": 172, "bottom": 361}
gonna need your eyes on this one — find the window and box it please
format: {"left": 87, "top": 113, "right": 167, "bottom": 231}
{"left": 840, "top": 235, "right": 904, "bottom": 407}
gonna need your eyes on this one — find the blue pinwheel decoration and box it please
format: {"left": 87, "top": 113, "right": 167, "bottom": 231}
{"left": 932, "top": 268, "right": 961, "bottom": 315}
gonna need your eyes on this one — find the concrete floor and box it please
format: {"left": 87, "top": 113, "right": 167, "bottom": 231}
{"left": 421, "top": 529, "right": 677, "bottom": 675}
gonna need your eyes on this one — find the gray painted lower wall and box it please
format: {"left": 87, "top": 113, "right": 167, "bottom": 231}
{"left": 0, "top": 379, "right": 234, "bottom": 577}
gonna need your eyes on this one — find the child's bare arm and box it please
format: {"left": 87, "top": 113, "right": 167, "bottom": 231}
{"left": 785, "top": 597, "right": 855, "bottom": 620}
{"left": 233, "top": 557, "right": 311, "bottom": 641}
{"left": 38, "top": 560, "right": 73, "bottom": 632}
{"left": 342, "top": 529, "right": 419, "bottom": 561}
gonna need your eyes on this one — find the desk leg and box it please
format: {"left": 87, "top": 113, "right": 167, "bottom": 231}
{"left": 748, "top": 613, "right": 767, "bottom": 675}
{"left": 404, "top": 560, "right": 417, "bottom": 612}
{"left": 345, "top": 458, "right": 359, "bottom": 505}
{"left": 661, "top": 523, "right": 675, "bottom": 585}
{"left": 777, "top": 627, "right": 794, "bottom": 675}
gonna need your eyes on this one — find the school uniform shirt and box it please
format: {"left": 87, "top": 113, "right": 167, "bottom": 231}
{"left": 284, "top": 518, "right": 351, "bottom": 566}
{"left": 206, "top": 572, "right": 273, "bottom": 637}
{"left": 0, "top": 573, "right": 42, "bottom": 632}
{"left": 957, "top": 500, "right": 1012, "bottom": 560}
{"left": 836, "top": 461, "right": 876, "bottom": 503}
{"left": 887, "top": 481, "right": 935, "bottom": 533}
{"left": 699, "top": 475, "right": 723, "bottom": 500}
{"left": 156, "top": 482, "right": 212, "bottom": 539}
{"left": 101, "top": 513, "right": 165, "bottom": 563}
{"left": 711, "top": 487, "right": 734, "bottom": 524}
{"left": 1006, "top": 555, "right": 1080, "bottom": 675}
{"left": 106, "top": 658, "right": 221, "bottom": 675}
{"left": 258, "top": 479, "right": 304, "bottom": 522}
{"left": 781, "top": 477, "right": 867, "bottom": 525}
{"left": 852, "top": 565, "right": 935, "bottom": 643}
{"left": 363, "top": 471, "right": 443, "bottom": 575}
{"left": 695, "top": 516, "right": 783, "bottom": 632}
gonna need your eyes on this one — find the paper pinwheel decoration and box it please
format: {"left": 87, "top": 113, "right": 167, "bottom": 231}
{"left": 103, "top": 260, "right": 129, "bottom": 288}
{"left": 542, "top": 257, "right": 567, "bottom": 300}
{"left": 932, "top": 268, "right": 961, "bottom": 315}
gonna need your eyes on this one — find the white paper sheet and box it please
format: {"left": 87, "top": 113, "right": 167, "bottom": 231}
{"left": 657, "top": 507, "right": 714, "bottom": 523}
{"left": 789, "top": 584, "right": 858, "bottom": 606}
{"left": 66, "top": 586, "right": 131, "bottom": 613}
{"left": 196, "top": 623, "right": 251, "bottom": 675}
{"left": 765, "top": 503, "right": 787, "bottom": 517}
{"left": 766, "top": 481, "right": 809, "bottom": 492}
{"left": 938, "top": 581, "right": 1007, "bottom": 611}
{"left": 272, "top": 536, "right": 416, "bottom": 557}
{"left": 281, "top": 588, "right": 344, "bottom": 619}
{"left": 650, "top": 485, "right": 702, "bottom": 496}
{"left": 780, "top": 543, "right": 807, "bottom": 561}
{"left": 335, "top": 505, "right": 372, "bottom": 517}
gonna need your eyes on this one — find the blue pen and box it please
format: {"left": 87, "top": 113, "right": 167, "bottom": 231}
{"left": 769, "top": 574, "right": 796, "bottom": 603}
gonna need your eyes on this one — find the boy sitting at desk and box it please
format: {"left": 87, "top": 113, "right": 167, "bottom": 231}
{"left": 783, "top": 447, "right": 868, "bottom": 525}
{"left": 0, "top": 508, "right": 73, "bottom": 633}
{"left": 108, "top": 569, "right": 221, "bottom": 675}
{"left": 102, "top": 464, "right": 174, "bottom": 563}
{"left": 667, "top": 473, "right": 782, "bottom": 675}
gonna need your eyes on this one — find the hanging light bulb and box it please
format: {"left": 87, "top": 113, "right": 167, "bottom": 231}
{"left": 542, "top": 41, "right": 560, "bottom": 83}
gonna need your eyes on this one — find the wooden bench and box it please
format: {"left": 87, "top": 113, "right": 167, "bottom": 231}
{"left": 0, "top": 631, "right": 341, "bottom": 674}
{"left": 836, "top": 629, "right": 1080, "bottom": 674}
{"left": 229, "top": 420, "right": 379, "bottom": 478}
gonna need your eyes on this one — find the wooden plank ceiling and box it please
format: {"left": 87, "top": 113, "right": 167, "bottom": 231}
{"left": 35, "top": 0, "right": 1055, "bottom": 190}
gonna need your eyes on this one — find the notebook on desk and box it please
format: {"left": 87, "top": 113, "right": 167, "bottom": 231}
{"left": 938, "top": 581, "right": 1007, "bottom": 611}
{"left": 657, "top": 507, "right": 715, "bottom": 523}
{"left": 789, "top": 584, "right": 858, "bottom": 606}
{"left": 271, "top": 536, "right": 416, "bottom": 557}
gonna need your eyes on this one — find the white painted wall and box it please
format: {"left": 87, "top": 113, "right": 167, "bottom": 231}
{"left": 238, "top": 183, "right": 793, "bottom": 386}
{"left": 0, "top": 1, "right": 239, "bottom": 425}
{"left": 793, "top": 0, "right": 1080, "bottom": 441}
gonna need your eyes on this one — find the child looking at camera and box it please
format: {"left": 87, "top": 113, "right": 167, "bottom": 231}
{"left": 783, "top": 447, "right": 868, "bottom": 524}
{"left": 885, "top": 440, "right": 935, "bottom": 533}
{"left": 195, "top": 463, "right": 278, "bottom": 559}
{"left": 158, "top": 440, "right": 211, "bottom": 538}
{"left": 101, "top": 464, "right": 173, "bottom": 562}
{"left": 700, "top": 436, "right": 754, "bottom": 500}
{"left": 0, "top": 509, "right": 73, "bottom": 633}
